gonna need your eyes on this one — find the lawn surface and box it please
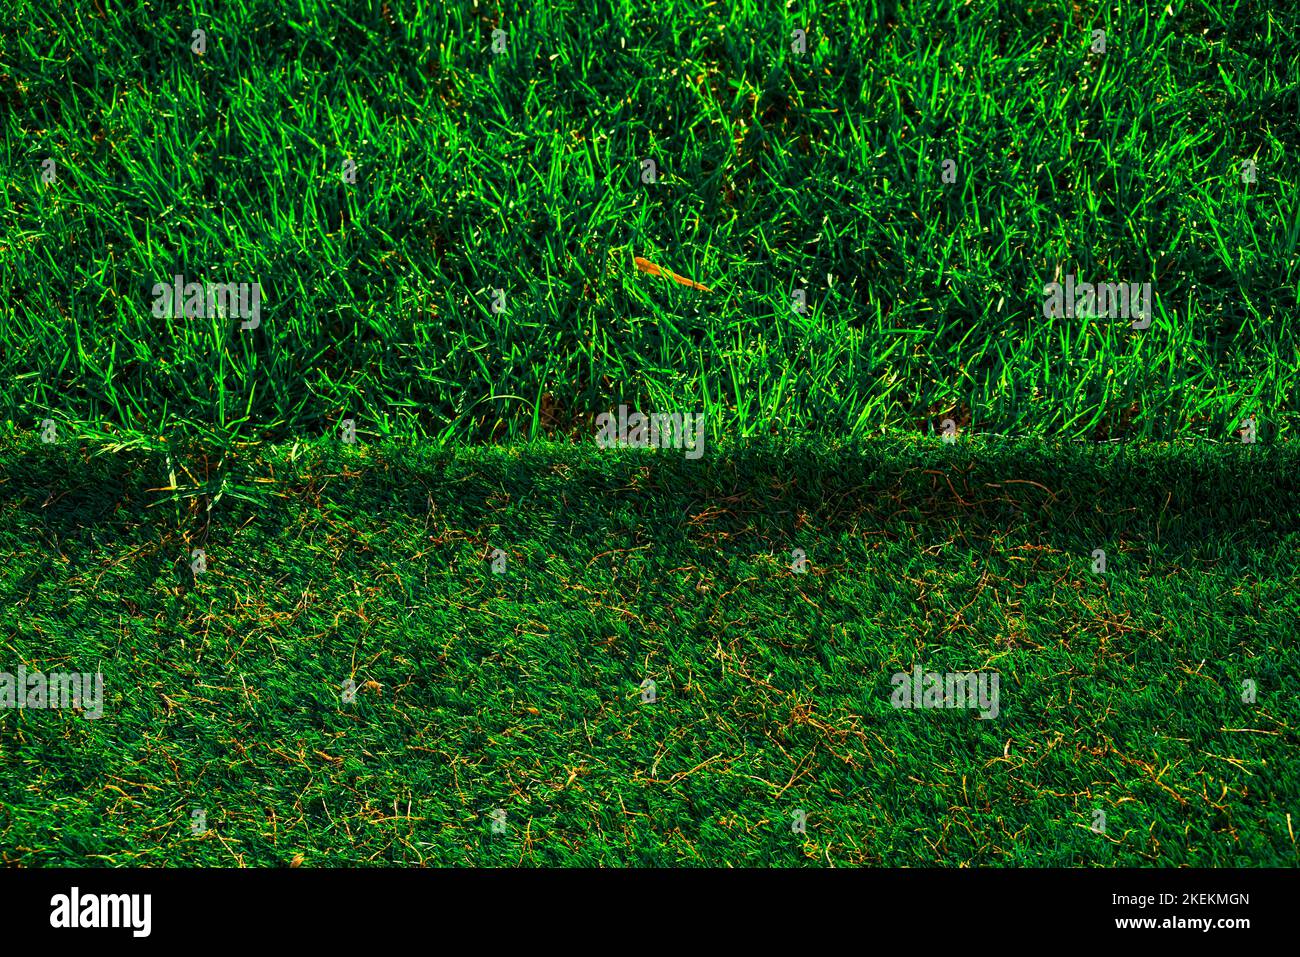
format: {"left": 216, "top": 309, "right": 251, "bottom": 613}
{"left": 1, "top": 1, "right": 1297, "bottom": 867}
{"left": 1, "top": 432, "right": 1296, "bottom": 866}
{"left": 3, "top": 0, "right": 1297, "bottom": 446}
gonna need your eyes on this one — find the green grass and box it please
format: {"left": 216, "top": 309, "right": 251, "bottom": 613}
{"left": 1, "top": 1, "right": 1298, "bottom": 867}
{"left": 3, "top": 0, "right": 1298, "bottom": 449}
{"left": 1, "top": 430, "right": 1297, "bottom": 865}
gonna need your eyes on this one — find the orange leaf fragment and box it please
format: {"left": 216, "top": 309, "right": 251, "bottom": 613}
{"left": 635, "top": 256, "right": 711, "bottom": 292}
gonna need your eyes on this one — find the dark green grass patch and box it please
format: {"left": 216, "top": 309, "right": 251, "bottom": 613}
{"left": 1, "top": 433, "right": 1296, "bottom": 865}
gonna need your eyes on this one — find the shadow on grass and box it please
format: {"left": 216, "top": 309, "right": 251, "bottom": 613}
{"left": 3, "top": 435, "right": 1298, "bottom": 577}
